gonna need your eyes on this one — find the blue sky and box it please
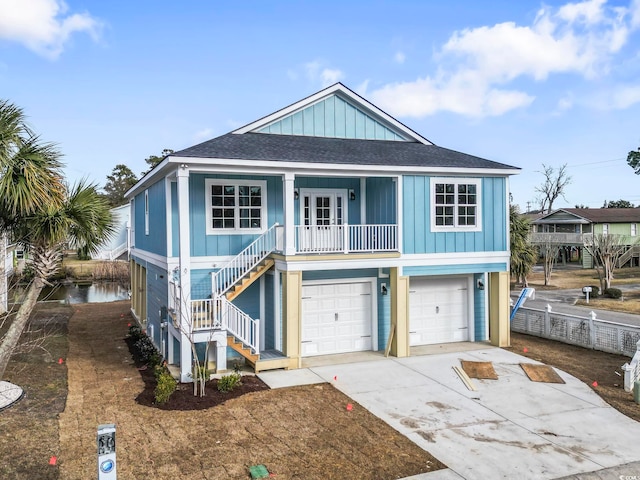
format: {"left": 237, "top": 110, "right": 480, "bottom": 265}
{"left": 1, "top": 0, "right": 640, "bottom": 211}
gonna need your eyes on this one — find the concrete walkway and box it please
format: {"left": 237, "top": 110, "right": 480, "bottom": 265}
{"left": 259, "top": 347, "right": 640, "bottom": 480}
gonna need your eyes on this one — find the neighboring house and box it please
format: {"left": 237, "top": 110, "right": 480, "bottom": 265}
{"left": 126, "top": 83, "right": 519, "bottom": 382}
{"left": 0, "top": 235, "right": 15, "bottom": 314}
{"left": 530, "top": 208, "right": 640, "bottom": 268}
{"left": 94, "top": 204, "right": 130, "bottom": 261}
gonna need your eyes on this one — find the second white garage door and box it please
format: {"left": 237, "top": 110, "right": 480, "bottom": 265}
{"left": 301, "top": 280, "right": 373, "bottom": 357}
{"left": 409, "top": 277, "right": 469, "bottom": 346}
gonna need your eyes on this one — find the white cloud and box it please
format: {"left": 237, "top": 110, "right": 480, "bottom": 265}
{"left": 0, "top": 0, "right": 101, "bottom": 60}
{"left": 394, "top": 51, "right": 406, "bottom": 64}
{"left": 302, "top": 60, "right": 344, "bottom": 87}
{"left": 320, "top": 68, "right": 343, "bottom": 87}
{"left": 610, "top": 84, "right": 640, "bottom": 108}
{"left": 371, "top": 0, "right": 640, "bottom": 118}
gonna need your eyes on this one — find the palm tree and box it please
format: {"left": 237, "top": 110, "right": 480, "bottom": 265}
{"left": 0, "top": 99, "right": 116, "bottom": 379}
{"left": 0, "top": 180, "right": 115, "bottom": 378}
{"left": 510, "top": 205, "right": 537, "bottom": 287}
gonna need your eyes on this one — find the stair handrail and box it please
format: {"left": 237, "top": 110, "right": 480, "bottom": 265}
{"left": 211, "top": 223, "right": 279, "bottom": 298}
{"left": 218, "top": 296, "right": 260, "bottom": 354}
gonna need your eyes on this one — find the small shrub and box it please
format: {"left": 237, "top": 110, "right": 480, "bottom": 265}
{"left": 134, "top": 336, "right": 161, "bottom": 367}
{"left": 604, "top": 287, "right": 622, "bottom": 299}
{"left": 127, "top": 324, "right": 143, "bottom": 341}
{"left": 154, "top": 368, "right": 177, "bottom": 404}
{"left": 217, "top": 371, "right": 242, "bottom": 393}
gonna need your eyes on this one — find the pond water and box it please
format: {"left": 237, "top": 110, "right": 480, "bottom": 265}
{"left": 13, "top": 281, "right": 130, "bottom": 305}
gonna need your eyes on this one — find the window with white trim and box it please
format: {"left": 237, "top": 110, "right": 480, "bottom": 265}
{"left": 632, "top": 224, "right": 637, "bottom": 236}
{"left": 602, "top": 223, "right": 609, "bottom": 235}
{"left": 205, "top": 179, "right": 266, "bottom": 234}
{"left": 430, "top": 178, "right": 481, "bottom": 231}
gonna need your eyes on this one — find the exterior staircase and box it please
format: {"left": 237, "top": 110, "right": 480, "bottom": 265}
{"left": 207, "top": 224, "right": 285, "bottom": 370}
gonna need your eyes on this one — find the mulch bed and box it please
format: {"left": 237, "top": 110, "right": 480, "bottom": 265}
{"left": 125, "top": 336, "right": 270, "bottom": 410}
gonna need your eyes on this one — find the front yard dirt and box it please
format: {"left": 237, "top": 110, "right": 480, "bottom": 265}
{"left": 50, "top": 302, "right": 445, "bottom": 479}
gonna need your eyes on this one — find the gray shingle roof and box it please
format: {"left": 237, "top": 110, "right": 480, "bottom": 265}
{"left": 562, "top": 208, "right": 640, "bottom": 223}
{"left": 172, "top": 132, "right": 518, "bottom": 171}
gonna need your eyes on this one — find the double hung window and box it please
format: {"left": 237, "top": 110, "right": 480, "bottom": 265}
{"left": 431, "top": 178, "right": 481, "bottom": 231}
{"left": 205, "top": 179, "right": 266, "bottom": 234}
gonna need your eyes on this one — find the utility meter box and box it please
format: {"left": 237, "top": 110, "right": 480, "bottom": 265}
{"left": 97, "top": 423, "right": 117, "bottom": 479}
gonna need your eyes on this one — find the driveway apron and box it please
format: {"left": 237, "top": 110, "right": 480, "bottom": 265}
{"left": 259, "top": 347, "right": 640, "bottom": 479}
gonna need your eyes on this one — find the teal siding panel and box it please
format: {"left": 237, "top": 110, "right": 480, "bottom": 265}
{"left": 403, "top": 263, "right": 508, "bottom": 276}
{"left": 303, "top": 108, "right": 314, "bottom": 135}
{"left": 134, "top": 180, "right": 167, "bottom": 256}
{"left": 171, "top": 181, "right": 179, "bottom": 257}
{"left": 265, "top": 274, "right": 275, "bottom": 350}
{"left": 231, "top": 281, "right": 260, "bottom": 320}
{"left": 378, "top": 275, "right": 391, "bottom": 350}
{"left": 402, "top": 176, "right": 508, "bottom": 254}
{"left": 325, "top": 97, "right": 335, "bottom": 137}
{"left": 191, "top": 269, "right": 213, "bottom": 299}
{"left": 345, "top": 103, "right": 357, "bottom": 138}
{"left": 292, "top": 111, "right": 304, "bottom": 135}
{"left": 365, "top": 177, "right": 396, "bottom": 224}
{"left": 256, "top": 94, "right": 408, "bottom": 141}
{"left": 474, "top": 273, "right": 486, "bottom": 340}
{"left": 365, "top": 116, "right": 375, "bottom": 139}
{"left": 314, "top": 101, "right": 325, "bottom": 136}
{"left": 144, "top": 262, "right": 168, "bottom": 350}
{"left": 335, "top": 98, "right": 346, "bottom": 138}
{"left": 190, "top": 174, "right": 283, "bottom": 257}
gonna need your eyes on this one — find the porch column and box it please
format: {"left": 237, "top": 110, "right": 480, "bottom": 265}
{"left": 389, "top": 267, "right": 409, "bottom": 357}
{"left": 283, "top": 173, "right": 296, "bottom": 256}
{"left": 282, "top": 270, "right": 302, "bottom": 369}
{"left": 488, "top": 271, "right": 510, "bottom": 347}
{"left": 177, "top": 165, "right": 193, "bottom": 382}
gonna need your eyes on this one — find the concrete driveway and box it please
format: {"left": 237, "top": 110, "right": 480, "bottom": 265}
{"left": 258, "top": 346, "right": 640, "bottom": 480}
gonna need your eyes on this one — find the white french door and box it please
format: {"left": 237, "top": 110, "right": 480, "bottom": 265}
{"left": 299, "top": 191, "right": 346, "bottom": 252}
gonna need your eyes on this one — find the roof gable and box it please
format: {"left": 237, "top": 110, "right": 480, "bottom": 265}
{"left": 233, "top": 83, "right": 432, "bottom": 144}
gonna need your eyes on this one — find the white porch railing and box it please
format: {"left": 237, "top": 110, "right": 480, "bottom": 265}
{"left": 188, "top": 297, "right": 259, "bottom": 354}
{"left": 295, "top": 224, "right": 398, "bottom": 253}
{"left": 211, "top": 223, "right": 278, "bottom": 297}
{"left": 221, "top": 297, "right": 259, "bottom": 354}
{"left": 623, "top": 341, "right": 640, "bottom": 393}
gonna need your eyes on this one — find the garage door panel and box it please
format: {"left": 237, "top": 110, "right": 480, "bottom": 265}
{"left": 410, "top": 277, "right": 469, "bottom": 346}
{"left": 302, "top": 281, "right": 373, "bottom": 357}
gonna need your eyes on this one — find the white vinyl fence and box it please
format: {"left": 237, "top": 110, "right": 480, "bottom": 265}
{"left": 512, "top": 305, "right": 640, "bottom": 392}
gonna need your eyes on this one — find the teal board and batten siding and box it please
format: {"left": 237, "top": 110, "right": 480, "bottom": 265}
{"left": 264, "top": 273, "right": 275, "bottom": 350}
{"left": 473, "top": 273, "right": 487, "bottom": 341}
{"left": 133, "top": 180, "right": 167, "bottom": 256}
{"left": 257, "top": 94, "right": 408, "bottom": 141}
{"left": 403, "top": 176, "right": 507, "bottom": 254}
{"left": 366, "top": 177, "right": 396, "bottom": 224}
{"left": 171, "top": 181, "right": 179, "bottom": 257}
{"left": 189, "top": 174, "right": 284, "bottom": 257}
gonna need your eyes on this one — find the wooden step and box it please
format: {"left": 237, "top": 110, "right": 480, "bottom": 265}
{"left": 226, "top": 258, "right": 274, "bottom": 301}
{"left": 227, "top": 335, "right": 259, "bottom": 365}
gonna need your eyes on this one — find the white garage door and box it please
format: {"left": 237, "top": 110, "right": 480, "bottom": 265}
{"left": 301, "top": 281, "right": 373, "bottom": 357}
{"left": 409, "top": 277, "right": 469, "bottom": 346}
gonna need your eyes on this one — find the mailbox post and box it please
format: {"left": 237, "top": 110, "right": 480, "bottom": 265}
{"left": 97, "top": 424, "right": 117, "bottom": 479}
{"left": 582, "top": 286, "right": 592, "bottom": 303}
